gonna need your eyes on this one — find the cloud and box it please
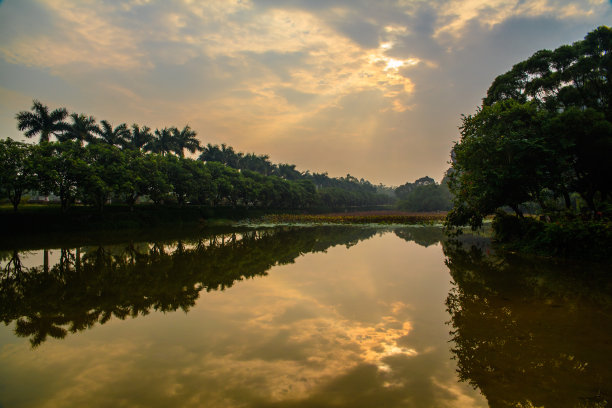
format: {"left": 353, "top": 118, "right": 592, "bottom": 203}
{"left": 0, "top": 0, "right": 611, "bottom": 184}
{"left": 0, "top": 0, "right": 149, "bottom": 72}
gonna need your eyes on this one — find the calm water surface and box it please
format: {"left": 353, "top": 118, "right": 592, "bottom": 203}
{"left": 0, "top": 226, "right": 610, "bottom": 407}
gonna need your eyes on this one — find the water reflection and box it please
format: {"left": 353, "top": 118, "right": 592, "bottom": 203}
{"left": 1, "top": 227, "right": 385, "bottom": 347}
{"left": 1, "top": 226, "right": 486, "bottom": 407}
{"left": 2, "top": 226, "right": 608, "bottom": 407}
{"left": 444, "top": 241, "right": 612, "bottom": 407}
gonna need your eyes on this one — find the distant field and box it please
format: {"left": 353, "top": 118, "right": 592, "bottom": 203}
{"left": 259, "top": 211, "right": 447, "bottom": 225}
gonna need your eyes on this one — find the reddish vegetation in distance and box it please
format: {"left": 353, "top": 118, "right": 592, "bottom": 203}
{"left": 260, "top": 211, "right": 447, "bottom": 225}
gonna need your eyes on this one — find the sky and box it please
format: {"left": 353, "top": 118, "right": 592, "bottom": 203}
{"left": 0, "top": 0, "right": 611, "bottom": 186}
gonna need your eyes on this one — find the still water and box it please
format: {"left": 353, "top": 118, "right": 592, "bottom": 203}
{"left": 0, "top": 226, "right": 610, "bottom": 407}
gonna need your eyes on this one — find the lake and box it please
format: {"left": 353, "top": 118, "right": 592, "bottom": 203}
{"left": 1, "top": 226, "right": 610, "bottom": 407}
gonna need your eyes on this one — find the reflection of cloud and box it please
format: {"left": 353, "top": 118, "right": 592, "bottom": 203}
{"left": 0, "top": 232, "right": 486, "bottom": 407}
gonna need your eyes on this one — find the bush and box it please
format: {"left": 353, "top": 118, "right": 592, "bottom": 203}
{"left": 492, "top": 211, "right": 612, "bottom": 261}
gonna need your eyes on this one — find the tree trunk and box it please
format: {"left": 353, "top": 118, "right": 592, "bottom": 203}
{"left": 562, "top": 191, "right": 571, "bottom": 209}
{"left": 76, "top": 247, "right": 81, "bottom": 273}
{"left": 583, "top": 190, "right": 597, "bottom": 214}
{"left": 43, "top": 249, "right": 49, "bottom": 274}
{"left": 510, "top": 204, "right": 524, "bottom": 218}
{"left": 9, "top": 189, "right": 22, "bottom": 212}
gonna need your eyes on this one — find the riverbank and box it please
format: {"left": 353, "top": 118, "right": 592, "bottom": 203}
{"left": 244, "top": 211, "right": 447, "bottom": 226}
{"left": 0, "top": 205, "right": 446, "bottom": 246}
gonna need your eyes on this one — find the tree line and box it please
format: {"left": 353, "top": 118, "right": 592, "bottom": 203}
{"left": 1, "top": 101, "right": 398, "bottom": 212}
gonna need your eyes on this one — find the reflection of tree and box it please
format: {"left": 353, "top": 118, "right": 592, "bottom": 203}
{"left": 393, "top": 227, "right": 445, "bottom": 248}
{"left": 444, "top": 242, "right": 612, "bottom": 407}
{"left": 1, "top": 227, "right": 393, "bottom": 347}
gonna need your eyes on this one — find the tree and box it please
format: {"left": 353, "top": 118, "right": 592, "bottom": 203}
{"left": 183, "top": 160, "right": 212, "bottom": 204}
{"left": 447, "top": 26, "right": 612, "bottom": 229}
{"left": 273, "top": 163, "right": 302, "bottom": 180}
{"left": 238, "top": 152, "right": 274, "bottom": 175}
{"left": 116, "top": 150, "right": 148, "bottom": 210}
{"left": 449, "top": 100, "right": 552, "bottom": 227}
{"left": 97, "top": 120, "right": 130, "bottom": 148}
{"left": 397, "top": 183, "right": 452, "bottom": 212}
{"left": 141, "top": 154, "right": 171, "bottom": 204}
{"left": 198, "top": 143, "right": 225, "bottom": 163}
{"left": 15, "top": 100, "right": 69, "bottom": 143}
{"left": 59, "top": 113, "right": 100, "bottom": 145}
{"left": 171, "top": 125, "right": 201, "bottom": 158}
{"left": 81, "top": 143, "right": 125, "bottom": 212}
{"left": 126, "top": 124, "right": 153, "bottom": 151}
{"left": 396, "top": 176, "right": 436, "bottom": 201}
{"left": 165, "top": 155, "right": 199, "bottom": 206}
{"left": 0, "top": 139, "right": 37, "bottom": 211}
{"left": 36, "top": 141, "right": 88, "bottom": 213}
{"left": 145, "top": 128, "right": 175, "bottom": 156}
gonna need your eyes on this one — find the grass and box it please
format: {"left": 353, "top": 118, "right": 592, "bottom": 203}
{"left": 253, "top": 211, "right": 447, "bottom": 225}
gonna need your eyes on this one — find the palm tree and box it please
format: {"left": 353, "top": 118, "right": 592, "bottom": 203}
{"left": 145, "top": 128, "right": 175, "bottom": 156}
{"left": 171, "top": 125, "right": 201, "bottom": 158}
{"left": 198, "top": 143, "right": 224, "bottom": 162}
{"left": 15, "top": 100, "right": 69, "bottom": 143}
{"left": 220, "top": 143, "right": 241, "bottom": 167}
{"left": 58, "top": 113, "right": 100, "bottom": 145}
{"left": 126, "top": 124, "right": 153, "bottom": 151}
{"left": 98, "top": 120, "right": 130, "bottom": 147}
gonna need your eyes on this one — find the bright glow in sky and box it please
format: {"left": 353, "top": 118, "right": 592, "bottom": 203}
{"left": 0, "top": 0, "right": 610, "bottom": 185}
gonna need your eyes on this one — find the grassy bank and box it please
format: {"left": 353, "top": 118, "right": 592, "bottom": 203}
{"left": 251, "top": 211, "right": 447, "bottom": 225}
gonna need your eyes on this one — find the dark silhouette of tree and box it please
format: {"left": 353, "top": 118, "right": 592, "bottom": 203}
{"left": 15, "top": 100, "right": 69, "bottom": 143}
{"left": 171, "top": 125, "right": 201, "bottom": 157}
{"left": 59, "top": 113, "right": 100, "bottom": 145}
{"left": 145, "top": 128, "right": 175, "bottom": 156}
{"left": 97, "top": 120, "right": 130, "bottom": 147}
{"left": 126, "top": 124, "right": 153, "bottom": 151}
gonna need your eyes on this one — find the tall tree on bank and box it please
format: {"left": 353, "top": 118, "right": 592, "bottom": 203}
{"left": 446, "top": 26, "right": 612, "bottom": 229}
{"left": 15, "top": 100, "right": 68, "bottom": 143}
{"left": 171, "top": 125, "right": 201, "bottom": 157}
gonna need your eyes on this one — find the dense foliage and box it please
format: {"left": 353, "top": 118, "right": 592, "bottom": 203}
{"left": 446, "top": 26, "right": 612, "bottom": 229}
{"left": 492, "top": 211, "right": 612, "bottom": 260}
{"left": 2, "top": 102, "right": 397, "bottom": 212}
{"left": 395, "top": 174, "right": 452, "bottom": 212}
